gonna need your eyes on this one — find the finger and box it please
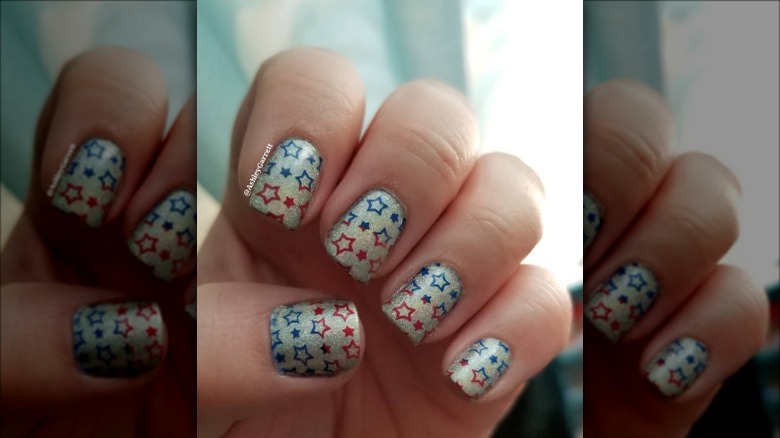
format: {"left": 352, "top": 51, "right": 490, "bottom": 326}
{"left": 31, "top": 47, "right": 168, "bottom": 229}
{"left": 125, "top": 96, "right": 196, "bottom": 282}
{"left": 584, "top": 266, "right": 768, "bottom": 437}
{"left": 583, "top": 80, "right": 675, "bottom": 262}
{"left": 228, "top": 48, "right": 364, "bottom": 231}
{"left": 197, "top": 283, "right": 364, "bottom": 426}
{"left": 585, "top": 153, "right": 741, "bottom": 343}
{"left": 0, "top": 284, "right": 167, "bottom": 411}
{"left": 322, "top": 79, "right": 479, "bottom": 282}
{"left": 380, "top": 153, "right": 543, "bottom": 345}
{"left": 640, "top": 265, "right": 768, "bottom": 402}
{"left": 443, "top": 266, "right": 571, "bottom": 402}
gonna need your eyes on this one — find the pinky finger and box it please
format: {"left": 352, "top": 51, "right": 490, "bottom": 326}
{"left": 442, "top": 265, "right": 572, "bottom": 403}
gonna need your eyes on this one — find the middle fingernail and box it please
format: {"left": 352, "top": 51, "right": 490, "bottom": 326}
{"left": 382, "top": 263, "right": 464, "bottom": 345}
{"left": 585, "top": 262, "right": 660, "bottom": 342}
{"left": 128, "top": 189, "right": 196, "bottom": 281}
{"left": 325, "top": 189, "right": 406, "bottom": 282}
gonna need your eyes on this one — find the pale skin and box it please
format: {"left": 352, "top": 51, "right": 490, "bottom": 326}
{"left": 1, "top": 48, "right": 195, "bottom": 437}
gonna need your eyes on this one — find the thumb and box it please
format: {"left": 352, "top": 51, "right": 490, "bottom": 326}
{"left": 197, "top": 283, "right": 364, "bottom": 429}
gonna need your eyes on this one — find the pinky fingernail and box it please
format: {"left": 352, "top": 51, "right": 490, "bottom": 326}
{"left": 584, "top": 192, "right": 602, "bottom": 248}
{"left": 447, "top": 338, "right": 512, "bottom": 399}
{"left": 643, "top": 337, "right": 708, "bottom": 398}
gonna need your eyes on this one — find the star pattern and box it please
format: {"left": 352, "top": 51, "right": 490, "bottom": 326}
{"left": 270, "top": 300, "right": 361, "bottom": 376}
{"left": 447, "top": 338, "right": 512, "bottom": 399}
{"left": 73, "top": 300, "right": 165, "bottom": 377}
{"left": 583, "top": 192, "right": 602, "bottom": 247}
{"left": 644, "top": 337, "right": 708, "bottom": 398}
{"left": 52, "top": 138, "right": 124, "bottom": 228}
{"left": 128, "top": 190, "right": 196, "bottom": 281}
{"left": 249, "top": 138, "right": 321, "bottom": 230}
{"left": 382, "top": 263, "right": 463, "bottom": 344}
{"left": 326, "top": 189, "right": 406, "bottom": 282}
{"left": 584, "top": 263, "right": 659, "bottom": 342}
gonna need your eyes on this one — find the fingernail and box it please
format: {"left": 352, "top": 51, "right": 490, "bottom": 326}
{"left": 52, "top": 138, "right": 125, "bottom": 228}
{"left": 585, "top": 262, "right": 660, "bottom": 343}
{"left": 382, "top": 263, "right": 463, "bottom": 345}
{"left": 128, "top": 189, "right": 196, "bottom": 281}
{"left": 447, "top": 338, "right": 512, "bottom": 399}
{"left": 584, "top": 192, "right": 602, "bottom": 248}
{"left": 325, "top": 189, "right": 406, "bottom": 282}
{"left": 249, "top": 138, "right": 322, "bottom": 230}
{"left": 644, "top": 337, "right": 708, "bottom": 398}
{"left": 270, "top": 300, "right": 361, "bottom": 376}
{"left": 72, "top": 300, "right": 165, "bottom": 377}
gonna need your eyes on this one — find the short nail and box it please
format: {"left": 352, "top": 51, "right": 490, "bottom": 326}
{"left": 584, "top": 192, "right": 602, "bottom": 248}
{"left": 73, "top": 300, "right": 165, "bottom": 377}
{"left": 325, "top": 189, "right": 406, "bottom": 282}
{"left": 249, "top": 138, "right": 322, "bottom": 230}
{"left": 644, "top": 337, "right": 708, "bottom": 398}
{"left": 52, "top": 138, "right": 125, "bottom": 228}
{"left": 447, "top": 338, "right": 512, "bottom": 399}
{"left": 382, "top": 263, "right": 463, "bottom": 345}
{"left": 128, "top": 189, "right": 196, "bottom": 281}
{"left": 270, "top": 299, "right": 361, "bottom": 376}
{"left": 585, "top": 262, "right": 660, "bottom": 342}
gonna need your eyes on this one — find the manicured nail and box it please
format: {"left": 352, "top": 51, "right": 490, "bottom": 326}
{"left": 270, "top": 300, "right": 361, "bottom": 376}
{"left": 72, "top": 300, "right": 165, "bottom": 377}
{"left": 52, "top": 138, "right": 125, "bottom": 228}
{"left": 382, "top": 263, "right": 463, "bottom": 345}
{"left": 249, "top": 138, "right": 322, "bottom": 230}
{"left": 128, "top": 189, "right": 196, "bottom": 281}
{"left": 447, "top": 338, "right": 512, "bottom": 399}
{"left": 644, "top": 337, "right": 708, "bottom": 398}
{"left": 585, "top": 262, "right": 660, "bottom": 343}
{"left": 584, "top": 192, "right": 602, "bottom": 248}
{"left": 325, "top": 189, "right": 406, "bottom": 282}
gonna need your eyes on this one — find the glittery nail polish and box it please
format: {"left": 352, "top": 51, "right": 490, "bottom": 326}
{"left": 585, "top": 262, "right": 660, "bottom": 342}
{"left": 643, "top": 338, "right": 708, "bottom": 398}
{"left": 447, "top": 338, "right": 512, "bottom": 399}
{"left": 584, "top": 192, "right": 602, "bottom": 248}
{"left": 382, "top": 263, "right": 463, "bottom": 345}
{"left": 52, "top": 138, "right": 125, "bottom": 228}
{"left": 249, "top": 138, "right": 322, "bottom": 230}
{"left": 325, "top": 189, "right": 406, "bottom": 282}
{"left": 128, "top": 189, "right": 196, "bottom": 281}
{"left": 270, "top": 300, "right": 361, "bottom": 376}
{"left": 73, "top": 300, "right": 165, "bottom": 377}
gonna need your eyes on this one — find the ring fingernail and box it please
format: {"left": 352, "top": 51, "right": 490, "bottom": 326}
{"left": 325, "top": 189, "right": 406, "bottom": 282}
{"left": 72, "top": 300, "right": 165, "bottom": 377}
{"left": 644, "top": 337, "right": 708, "bottom": 398}
{"left": 128, "top": 189, "right": 196, "bottom": 281}
{"left": 249, "top": 138, "right": 322, "bottom": 230}
{"left": 382, "top": 263, "right": 463, "bottom": 345}
{"left": 52, "top": 138, "right": 125, "bottom": 228}
{"left": 585, "top": 262, "right": 659, "bottom": 342}
{"left": 447, "top": 338, "right": 512, "bottom": 399}
{"left": 270, "top": 300, "right": 361, "bottom": 376}
{"left": 583, "top": 192, "right": 602, "bottom": 248}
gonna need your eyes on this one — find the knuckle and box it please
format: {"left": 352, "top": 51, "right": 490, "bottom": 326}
{"left": 595, "top": 122, "right": 666, "bottom": 186}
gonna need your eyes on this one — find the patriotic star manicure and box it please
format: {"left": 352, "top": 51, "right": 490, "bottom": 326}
{"left": 447, "top": 338, "right": 512, "bottom": 399}
{"left": 52, "top": 138, "right": 125, "bottom": 228}
{"left": 643, "top": 337, "right": 708, "bottom": 398}
{"left": 325, "top": 189, "right": 406, "bottom": 282}
{"left": 584, "top": 192, "right": 602, "bottom": 248}
{"left": 585, "top": 262, "right": 660, "bottom": 342}
{"left": 249, "top": 138, "right": 322, "bottom": 230}
{"left": 128, "top": 189, "right": 196, "bottom": 281}
{"left": 73, "top": 300, "right": 165, "bottom": 377}
{"left": 270, "top": 300, "right": 361, "bottom": 376}
{"left": 382, "top": 263, "right": 463, "bottom": 345}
